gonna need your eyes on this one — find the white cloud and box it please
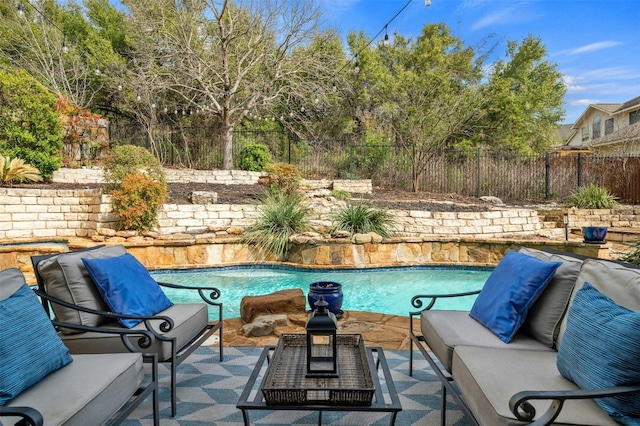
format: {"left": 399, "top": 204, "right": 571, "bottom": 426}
{"left": 569, "top": 41, "right": 623, "bottom": 55}
{"left": 571, "top": 99, "right": 599, "bottom": 106}
{"left": 470, "top": 1, "right": 539, "bottom": 31}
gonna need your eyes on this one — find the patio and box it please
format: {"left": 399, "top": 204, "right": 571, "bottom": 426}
{"left": 122, "top": 343, "right": 468, "bottom": 426}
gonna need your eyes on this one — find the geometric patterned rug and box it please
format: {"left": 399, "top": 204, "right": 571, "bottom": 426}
{"left": 122, "top": 345, "right": 469, "bottom": 425}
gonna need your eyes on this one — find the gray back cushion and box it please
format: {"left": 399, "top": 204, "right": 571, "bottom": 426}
{"left": 0, "top": 268, "right": 28, "bottom": 302}
{"left": 37, "top": 245, "right": 127, "bottom": 333}
{"left": 557, "top": 258, "right": 640, "bottom": 347}
{"left": 518, "top": 248, "right": 583, "bottom": 347}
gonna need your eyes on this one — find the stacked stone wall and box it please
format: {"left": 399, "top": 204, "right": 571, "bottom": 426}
{"left": 52, "top": 167, "right": 264, "bottom": 185}
{"left": 539, "top": 207, "right": 640, "bottom": 229}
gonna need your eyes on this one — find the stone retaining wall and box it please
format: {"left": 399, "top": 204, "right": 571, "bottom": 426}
{"left": 52, "top": 167, "right": 264, "bottom": 185}
{"left": 538, "top": 207, "right": 640, "bottom": 229}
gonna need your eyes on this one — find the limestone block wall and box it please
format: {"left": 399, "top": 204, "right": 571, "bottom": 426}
{"left": 52, "top": 167, "right": 263, "bottom": 185}
{"left": 538, "top": 207, "right": 640, "bottom": 229}
{"left": 0, "top": 188, "right": 104, "bottom": 239}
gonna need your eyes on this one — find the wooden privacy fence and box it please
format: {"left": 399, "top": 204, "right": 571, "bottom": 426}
{"left": 108, "top": 122, "right": 640, "bottom": 203}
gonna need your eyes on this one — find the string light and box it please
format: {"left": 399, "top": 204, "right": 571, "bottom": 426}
{"left": 383, "top": 26, "right": 389, "bottom": 46}
{"left": 331, "top": 0, "right": 430, "bottom": 89}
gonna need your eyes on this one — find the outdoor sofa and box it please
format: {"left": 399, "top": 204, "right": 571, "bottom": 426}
{"left": 0, "top": 267, "right": 159, "bottom": 426}
{"left": 409, "top": 246, "right": 640, "bottom": 425}
{"left": 30, "top": 244, "right": 223, "bottom": 417}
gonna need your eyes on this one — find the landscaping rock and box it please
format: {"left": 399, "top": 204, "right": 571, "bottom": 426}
{"left": 240, "top": 289, "right": 306, "bottom": 323}
{"left": 190, "top": 191, "right": 218, "bottom": 204}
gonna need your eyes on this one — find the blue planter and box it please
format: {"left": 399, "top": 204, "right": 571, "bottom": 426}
{"left": 308, "top": 282, "right": 343, "bottom": 315}
{"left": 582, "top": 226, "right": 607, "bottom": 243}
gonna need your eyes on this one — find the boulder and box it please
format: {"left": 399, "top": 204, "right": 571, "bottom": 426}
{"left": 240, "top": 289, "right": 306, "bottom": 323}
{"left": 190, "top": 191, "right": 218, "bottom": 204}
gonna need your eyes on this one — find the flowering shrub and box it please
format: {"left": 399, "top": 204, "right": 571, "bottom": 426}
{"left": 262, "top": 162, "right": 302, "bottom": 195}
{"left": 109, "top": 173, "right": 167, "bottom": 232}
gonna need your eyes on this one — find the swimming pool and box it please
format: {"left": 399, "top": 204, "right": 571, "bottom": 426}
{"left": 151, "top": 265, "right": 492, "bottom": 320}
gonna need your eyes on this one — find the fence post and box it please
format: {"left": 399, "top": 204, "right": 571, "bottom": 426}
{"left": 545, "top": 153, "right": 550, "bottom": 200}
{"left": 577, "top": 152, "right": 583, "bottom": 188}
{"left": 476, "top": 148, "right": 481, "bottom": 198}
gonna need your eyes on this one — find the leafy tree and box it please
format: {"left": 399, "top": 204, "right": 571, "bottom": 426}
{"left": 0, "top": 69, "right": 63, "bottom": 180}
{"left": 481, "top": 36, "right": 566, "bottom": 153}
{"left": 370, "top": 24, "right": 487, "bottom": 191}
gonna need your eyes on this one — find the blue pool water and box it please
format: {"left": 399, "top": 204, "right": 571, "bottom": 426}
{"left": 151, "top": 265, "right": 492, "bottom": 320}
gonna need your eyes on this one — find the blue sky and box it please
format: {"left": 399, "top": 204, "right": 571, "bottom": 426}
{"left": 318, "top": 0, "right": 640, "bottom": 124}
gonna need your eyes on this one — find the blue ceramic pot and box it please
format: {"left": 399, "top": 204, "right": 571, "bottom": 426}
{"left": 582, "top": 226, "right": 607, "bottom": 243}
{"left": 308, "top": 281, "right": 343, "bottom": 315}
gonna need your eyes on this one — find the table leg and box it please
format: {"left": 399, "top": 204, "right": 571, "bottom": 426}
{"left": 317, "top": 410, "right": 323, "bottom": 425}
{"left": 242, "top": 409, "right": 250, "bottom": 426}
{"left": 389, "top": 411, "right": 399, "bottom": 426}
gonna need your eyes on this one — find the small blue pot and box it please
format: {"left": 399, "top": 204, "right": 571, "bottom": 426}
{"left": 582, "top": 226, "right": 607, "bottom": 243}
{"left": 308, "top": 281, "right": 343, "bottom": 315}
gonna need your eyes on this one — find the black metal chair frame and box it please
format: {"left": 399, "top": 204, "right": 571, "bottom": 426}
{"left": 31, "top": 248, "right": 223, "bottom": 418}
{"left": 0, "top": 308, "right": 160, "bottom": 426}
{"left": 408, "top": 291, "right": 640, "bottom": 426}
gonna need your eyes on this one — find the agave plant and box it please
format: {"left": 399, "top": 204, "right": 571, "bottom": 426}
{"left": 242, "top": 189, "right": 310, "bottom": 259}
{"left": 0, "top": 156, "right": 43, "bottom": 183}
{"left": 567, "top": 183, "right": 618, "bottom": 209}
{"left": 331, "top": 202, "right": 395, "bottom": 237}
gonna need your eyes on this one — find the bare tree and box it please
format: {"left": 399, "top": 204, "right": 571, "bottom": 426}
{"left": 124, "top": 0, "right": 335, "bottom": 169}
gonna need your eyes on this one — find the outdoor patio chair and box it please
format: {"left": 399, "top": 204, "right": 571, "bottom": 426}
{"left": 30, "top": 244, "right": 223, "bottom": 417}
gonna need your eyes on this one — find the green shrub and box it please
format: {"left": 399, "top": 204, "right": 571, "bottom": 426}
{"left": 242, "top": 191, "right": 310, "bottom": 260}
{"left": 331, "top": 202, "right": 394, "bottom": 237}
{"left": 262, "top": 162, "right": 302, "bottom": 195}
{"left": 239, "top": 144, "right": 272, "bottom": 171}
{"left": 0, "top": 69, "right": 63, "bottom": 180}
{"left": 568, "top": 183, "right": 618, "bottom": 209}
{"left": 0, "top": 156, "right": 43, "bottom": 183}
{"left": 109, "top": 173, "right": 167, "bottom": 232}
{"left": 621, "top": 242, "right": 640, "bottom": 265}
{"left": 103, "top": 145, "right": 164, "bottom": 186}
{"left": 330, "top": 189, "right": 351, "bottom": 200}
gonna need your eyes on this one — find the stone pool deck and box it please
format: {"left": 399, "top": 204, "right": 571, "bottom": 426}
{"left": 222, "top": 311, "right": 420, "bottom": 350}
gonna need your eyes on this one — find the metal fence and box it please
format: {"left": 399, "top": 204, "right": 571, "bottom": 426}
{"left": 108, "top": 122, "right": 640, "bottom": 203}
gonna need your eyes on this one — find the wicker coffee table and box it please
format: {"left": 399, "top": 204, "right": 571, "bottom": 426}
{"left": 236, "top": 334, "right": 402, "bottom": 425}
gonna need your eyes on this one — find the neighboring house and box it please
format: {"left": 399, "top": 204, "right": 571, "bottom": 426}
{"left": 563, "top": 95, "right": 640, "bottom": 154}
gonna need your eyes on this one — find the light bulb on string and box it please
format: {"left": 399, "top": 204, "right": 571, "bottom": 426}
{"left": 17, "top": 4, "right": 25, "bottom": 18}
{"left": 151, "top": 102, "right": 156, "bottom": 109}
{"left": 62, "top": 39, "right": 69, "bottom": 54}
{"left": 163, "top": 107, "right": 168, "bottom": 113}
{"left": 354, "top": 56, "right": 360, "bottom": 74}
{"left": 332, "top": 81, "right": 337, "bottom": 92}
{"left": 136, "top": 94, "right": 141, "bottom": 101}
{"left": 117, "top": 82, "right": 123, "bottom": 91}
{"left": 383, "top": 26, "right": 389, "bottom": 46}
{"left": 94, "top": 66, "right": 101, "bottom": 76}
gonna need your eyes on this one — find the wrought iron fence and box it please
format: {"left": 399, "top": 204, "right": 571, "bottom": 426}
{"left": 108, "top": 122, "right": 640, "bottom": 203}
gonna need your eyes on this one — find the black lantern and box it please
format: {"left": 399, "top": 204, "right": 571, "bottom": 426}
{"left": 306, "top": 296, "right": 338, "bottom": 378}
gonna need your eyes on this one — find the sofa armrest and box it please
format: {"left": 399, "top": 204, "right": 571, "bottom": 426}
{"left": 410, "top": 290, "right": 481, "bottom": 314}
{"left": 34, "top": 288, "right": 175, "bottom": 334}
{"left": 51, "top": 319, "right": 157, "bottom": 353}
{"left": 509, "top": 385, "right": 640, "bottom": 425}
{"left": 157, "top": 281, "right": 222, "bottom": 307}
{"left": 0, "top": 406, "right": 44, "bottom": 426}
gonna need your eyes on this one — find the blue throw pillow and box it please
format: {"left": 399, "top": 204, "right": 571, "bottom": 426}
{"left": 82, "top": 253, "right": 173, "bottom": 328}
{"left": 557, "top": 282, "right": 640, "bottom": 424}
{"left": 1, "top": 278, "right": 73, "bottom": 405}
{"left": 469, "top": 251, "right": 561, "bottom": 343}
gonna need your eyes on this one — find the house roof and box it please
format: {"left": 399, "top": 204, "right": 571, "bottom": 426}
{"left": 570, "top": 104, "right": 623, "bottom": 129}
{"left": 616, "top": 95, "right": 640, "bottom": 113}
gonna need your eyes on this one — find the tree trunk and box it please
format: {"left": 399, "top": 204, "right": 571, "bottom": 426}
{"left": 222, "top": 125, "right": 234, "bottom": 170}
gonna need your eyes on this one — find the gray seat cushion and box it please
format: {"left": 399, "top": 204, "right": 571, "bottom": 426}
{"left": 5, "top": 353, "right": 143, "bottom": 426}
{"left": 452, "top": 346, "right": 619, "bottom": 426}
{"left": 421, "top": 310, "right": 551, "bottom": 372}
{"left": 59, "top": 303, "right": 209, "bottom": 361}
